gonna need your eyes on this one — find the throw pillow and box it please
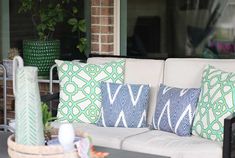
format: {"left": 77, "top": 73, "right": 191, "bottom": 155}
{"left": 152, "top": 84, "right": 201, "bottom": 136}
{"left": 97, "top": 82, "right": 150, "bottom": 128}
{"left": 192, "top": 65, "right": 235, "bottom": 141}
{"left": 55, "top": 59, "right": 125, "bottom": 123}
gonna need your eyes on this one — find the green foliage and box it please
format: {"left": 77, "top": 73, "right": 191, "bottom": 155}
{"left": 78, "top": 37, "right": 88, "bottom": 53}
{"left": 18, "top": 0, "right": 87, "bottom": 53}
{"left": 41, "top": 103, "right": 56, "bottom": 130}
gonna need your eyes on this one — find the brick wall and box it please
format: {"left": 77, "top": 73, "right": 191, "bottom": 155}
{"left": 0, "top": 81, "right": 15, "bottom": 124}
{"left": 0, "top": 81, "right": 59, "bottom": 124}
{"left": 91, "top": 0, "right": 114, "bottom": 55}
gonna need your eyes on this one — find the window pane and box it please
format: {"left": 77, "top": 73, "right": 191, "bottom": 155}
{"left": 127, "top": 0, "right": 167, "bottom": 58}
{"left": 124, "top": 0, "right": 233, "bottom": 59}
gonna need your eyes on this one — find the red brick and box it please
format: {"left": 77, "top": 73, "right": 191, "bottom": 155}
{"left": 91, "top": 25, "right": 100, "bottom": 34}
{"left": 101, "top": 17, "right": 113, "bottom": 25}
{"left": 6, "top": 87, "right": 13, "bottom": 96}
{"left": 92, "top": 35, "right": 100, "bottom": 43}
{"left": 0, "top": 115, "right": 3, "bottom": 124}
{"left": 101, "top": 0, "right": 114, "bottom": 6}
{"left": 101, "top": 44, "right": 113, "bottom": 52}
{"left": 91, "top": 7, "right": 100, "bottom": 16}
{"left": 39, "top": 83, "right": 49, "bottom": 92}
{"left": 91, "top": 0, "right": 100, "bottom": 6}
{"left": 0, "top": 80, "right": 12, "bottom": 87}
{"left": 52, "top": 84, "right": 59, "bottom": 92}
{"left": 101, "top": 7, "right": 113, "bottom": 15}
{"left": 101, "top": 26, "right": 113, "bottom": 33}
{"left": 91, "top": 44, "right": 100, "bottom": 52}
{"left": 7, "top": 81, "right": 13, "bottom": 87}
{"left": 91, "top": 17, "right": 100, "bottom": 25}
{"left": 7, "top": 111, "right": 15, "bottom": 119}
{"left": 101, "top": 35, "right": 113, "bottom": 43}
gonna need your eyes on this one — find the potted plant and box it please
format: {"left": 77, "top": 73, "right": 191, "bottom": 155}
{"left": 18, "top": 0, "right": 87, "bottom": 77}
{"left": 3, "top": 48, "right": 19, "bottom": 77}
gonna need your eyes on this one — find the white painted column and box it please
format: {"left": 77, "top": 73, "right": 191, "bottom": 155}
{"left": 113, "top": 0, "right": 120, "bottom": 56}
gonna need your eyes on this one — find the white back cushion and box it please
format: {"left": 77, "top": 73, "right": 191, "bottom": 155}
{"left": 164, "top": 58, "right": 235, "bottom": 88}
{"left": 87, "top": 57, "right": 164, "bottom": 124}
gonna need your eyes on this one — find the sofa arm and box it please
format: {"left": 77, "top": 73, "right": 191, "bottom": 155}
{"left": 41, "top": 93, "right": 59, "bottom": 102}
{"left": 223, "top": 113, "right": 235, "bottom": 158}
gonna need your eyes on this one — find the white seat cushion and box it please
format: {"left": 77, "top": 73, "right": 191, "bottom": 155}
{"left": 51, "top": 122, "right": 149, "bottom": 149}
{"left": 122, "top": 130, "right": 222, "bottom": 158}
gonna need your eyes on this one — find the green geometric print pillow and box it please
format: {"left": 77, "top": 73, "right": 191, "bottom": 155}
{"left": 192, "top": 65, "right": 235, "bottom": 142}
{"left": 55, "top": 59, "right": 125, "bottom": 123}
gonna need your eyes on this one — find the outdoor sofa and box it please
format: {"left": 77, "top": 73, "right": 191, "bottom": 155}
{"left": 42, "top": 56, "right": 235, "bottom": 158}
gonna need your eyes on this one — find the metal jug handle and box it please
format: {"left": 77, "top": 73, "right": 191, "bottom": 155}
{"left": 13, "top": 56, "right": 24, "bottom": 96}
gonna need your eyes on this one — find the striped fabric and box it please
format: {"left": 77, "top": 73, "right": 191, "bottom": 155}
{"left": 97, "top": 82, "right": 150, "bottom": 128}
{"left": 152, "top": 84, "right": 200, "bottom": 136}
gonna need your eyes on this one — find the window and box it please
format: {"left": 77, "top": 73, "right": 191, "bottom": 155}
{"left": 126, "top": 0, "right": 166, "bottom": 58}
{"left": 119, "top": 0, "right": 234, "bottom": 59}
{"left": 120, "top": 0, "right": 168, "bottom": 58}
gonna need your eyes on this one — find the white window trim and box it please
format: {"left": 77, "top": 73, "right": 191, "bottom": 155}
{"left": 113, "top": 0, "right": 120, "bottom": 56}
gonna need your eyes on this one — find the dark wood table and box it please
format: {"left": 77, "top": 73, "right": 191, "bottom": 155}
{"left": 0, "top": 132, "right": 169, "bottom": 158}
{"left": 95, "top": 146, "right": 170, "bottom": 158}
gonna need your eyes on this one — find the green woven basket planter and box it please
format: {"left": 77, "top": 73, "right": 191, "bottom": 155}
{"left": 23, "top": 40, "right": 60, "bottom": 77}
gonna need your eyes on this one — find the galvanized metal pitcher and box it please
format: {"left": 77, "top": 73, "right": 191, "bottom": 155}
{"left": 13, "top": 56, "right": 45, "bottom": 145}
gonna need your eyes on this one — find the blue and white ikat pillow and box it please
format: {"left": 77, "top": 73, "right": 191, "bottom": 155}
{"left": 97, "top": 82, "right": 150, "bottom": 128}
{"left": 152, "top": 84, "right": 200, "bottom": 136}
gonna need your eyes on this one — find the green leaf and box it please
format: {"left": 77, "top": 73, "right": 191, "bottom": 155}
{"left": 48, "top": 117, "right": 57, "bottom": 122}
{"left": 57, "top": 12, "right": 64, "bottom": 22}
{"left": 41, "top": 103, "right": 48, "bottom": 126}
{"left": 18, "top": 0, "right": 34, "bottom": 13}
{"left": 72, "top": 7, "right": 78, "bottom": 14}
{"left": 77, "top": 44, "right": 85, "bottom": 52}
{"left": 56, "top": 3, "right": 61, "bottom": 8}
{"left": 37, "top": 24, "right": 46, "bottom": 31}
{"left": 80, "top": 37, "right": 87, "bottom": 43}
{"left": 78, "top": 19, "right": 86, "bottom": 32}
{"left": 41, "top": 103, "right": 57, "bottom": 128}
{"left": 72, "top": 25, "right": 78, "bottom": 32}
{"left": 49, "top": 27, "right": 55, "bottom": 31}
{"left": 40, "top": 15, "right": 48, "bottom": 22}
{"left": 68, "top": 18, "right": 78, "bottom": 25}
{"left": 77, "top": 38, "right": 88, "bottom": 52}
{"left": 48, "top": 112, "right": 52, "bottom": 119}
{"left": 38, "top": 32, "right": 45, "bottom": 40}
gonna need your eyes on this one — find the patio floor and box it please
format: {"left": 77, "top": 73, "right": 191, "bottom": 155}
{"left": 0, "top": 131, "right": 12, "bottom": 158}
